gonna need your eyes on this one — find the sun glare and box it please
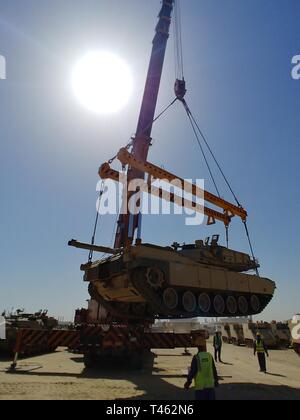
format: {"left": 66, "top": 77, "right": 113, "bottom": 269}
{"left": 72, "top": 51, "right": 133, "bottom": 115}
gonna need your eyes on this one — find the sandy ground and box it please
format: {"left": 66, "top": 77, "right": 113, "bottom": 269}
{"left": 0, "top": 342, "right": 299, "bottom": 400}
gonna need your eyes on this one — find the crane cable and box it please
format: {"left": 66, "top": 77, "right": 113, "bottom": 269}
{"left": 182, "top": 99, "right": 242, "bottom": 207}
{"left": 88, "top": 180, "right": 105, "bottom": 262}
{"left": 180, "top": 98, "right": 260, "bottom": 275}
{"left": 173, "top": 0, "right": 184, "bottom": 81}
{"left": 182, "top": 100, "right": 221, "bottom": 198}
{"left": 107, "top": 98, "right": 178, "bottom": 166}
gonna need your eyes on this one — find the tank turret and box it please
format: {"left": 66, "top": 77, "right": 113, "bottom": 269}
{"left": 175, "top": 235, "right": 259, "bottom": 273}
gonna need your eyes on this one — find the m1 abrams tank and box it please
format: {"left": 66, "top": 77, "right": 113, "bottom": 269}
{"left": 81, "top": 235, "right": 276, "bottom": 321}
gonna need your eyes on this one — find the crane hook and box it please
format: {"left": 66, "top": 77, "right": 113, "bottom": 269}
{"left": 174, "top": 79, "right": 186, "bottom": 101}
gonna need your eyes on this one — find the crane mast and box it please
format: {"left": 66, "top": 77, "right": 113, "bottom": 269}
{"left": 114, "top": 0, "right": 175, "bottom": 249}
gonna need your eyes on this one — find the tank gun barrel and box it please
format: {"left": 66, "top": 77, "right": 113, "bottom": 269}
{"left": 68, "top": 240, "right": 120, "bottom": 255}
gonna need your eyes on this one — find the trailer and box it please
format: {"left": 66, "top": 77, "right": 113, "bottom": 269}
{"left": 7, "top": 323, "right": 208, "bottom": 372}
{"left": 0, "top": 310, "right": 59, "bottom": 357}
{"left": 270, "top": 321, "right": 291, "bottom": 349}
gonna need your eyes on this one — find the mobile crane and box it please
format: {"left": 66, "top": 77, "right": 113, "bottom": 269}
{"left": 70, "top": 0, "right": 276, "bottom": 322}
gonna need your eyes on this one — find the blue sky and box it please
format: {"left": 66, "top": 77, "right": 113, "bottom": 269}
{"left": 0, "top": 0, "right": 299, "bottom": 321}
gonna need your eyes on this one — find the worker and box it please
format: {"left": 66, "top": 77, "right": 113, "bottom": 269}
{"left": 254, "top": 332, "right": 269, "bottom": 373}
{"left": 213, "top": 331, "right": 223, "bottom": 363}
{"left": 184, "top": 339, "right": 219, "bottom": 401}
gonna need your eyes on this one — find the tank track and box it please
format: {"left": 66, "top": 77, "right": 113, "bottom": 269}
{"left": 131, "top": 267, "right": 274, "bottom": 319}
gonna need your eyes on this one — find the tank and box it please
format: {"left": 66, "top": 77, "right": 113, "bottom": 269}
{"left": 289, "top": 315, "right": 300, "bottom": 356}
{"left": 0, "top": 310, "right": 58, "bottom": 356}
{"left": 82, "top": 235, "right": 276, "bottom": 321}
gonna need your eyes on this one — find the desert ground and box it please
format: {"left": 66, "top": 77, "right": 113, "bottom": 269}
{"left": 0, "top": 341, "right": 299, "bottom": 400}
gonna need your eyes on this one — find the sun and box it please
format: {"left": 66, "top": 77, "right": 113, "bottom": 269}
{"left": 71, "top": 51, "right": 133, "bottom": 115}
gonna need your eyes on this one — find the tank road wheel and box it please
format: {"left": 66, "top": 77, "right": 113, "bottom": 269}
{"left": 146, "top": 267, "right": 165, "bottom": 290}
{"left": 213, "top": 295, "right": 225, "bottom": 315}
{"left": 238, "top": 296, "right": 249, "bottom": 315}
{"left": 226, "top": 296, "right": 238, "bottom": 315}
{"left": 182, "top": 291, "right": 197, "bottom": 313}
{"left": 250, "top": 295, "right": 261, "bottom": 313}
{"left": 198, "top": 293, "right": 211, "bottom": 314}
{"left": 163, "top": 288, "right": 179, "bottom": 310}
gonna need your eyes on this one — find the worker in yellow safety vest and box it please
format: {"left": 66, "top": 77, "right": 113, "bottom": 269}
{"left": 184, "top": 339, "right": 219, "bottom": 401}
{"left": 254, "top": 332, "right": 269, "bottom": 373}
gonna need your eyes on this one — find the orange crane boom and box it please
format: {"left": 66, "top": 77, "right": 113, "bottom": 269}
{"left": 116, "top": 148, "right": 247, "bottom": 221}
{"left": 99, "top": 163, "right": 232, "bottom": 226}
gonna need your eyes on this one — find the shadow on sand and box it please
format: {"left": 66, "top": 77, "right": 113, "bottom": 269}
{"left": 4, "top": 354, "right": 300, "bottom": 400}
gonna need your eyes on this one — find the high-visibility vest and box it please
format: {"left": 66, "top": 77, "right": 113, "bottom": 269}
{"left": 255, "top": 340, "right": 265, "bottom": 353}
{"left": 214, "top": 335, "right": 222, "bottom": 348}
{"left": 194, "top": 352, "right": 215, "bottom": 391}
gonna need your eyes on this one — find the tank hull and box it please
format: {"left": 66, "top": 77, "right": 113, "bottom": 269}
{"left": 83, "top": 244, "right": 276, "bottom": 321}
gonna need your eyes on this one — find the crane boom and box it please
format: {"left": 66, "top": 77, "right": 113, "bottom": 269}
{"left": 117, "top": 148, "right": 247, "bottom": 221}
{"left": 114, "top": 0, "right": 175, "bottom": 248}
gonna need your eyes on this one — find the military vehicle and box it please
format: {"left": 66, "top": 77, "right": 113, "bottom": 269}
{"left": 270, "top": 321, "right": 291, "bottom": 349}
{"left": 229, "top": 323, "right": 245, "bottom": 346}
{"left": 81, "top": 235, "right": 276, "bottom": 321}
{"left": 221, "top": 324, "right": 232, "bottom": 344}
{"left": 0, "top": 310, "right": 58, "bottom": 356}
{"left": 243, "top": 322, "right": 278, "bottom": 349}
